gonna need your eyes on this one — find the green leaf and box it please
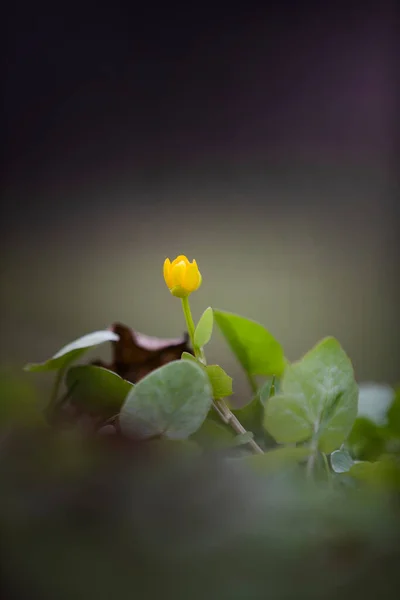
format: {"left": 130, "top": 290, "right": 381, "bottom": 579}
{"left": 206, "top": 365, "right": 233, "bottom": 399}
{"left": 348, "top": 417, "right": 387, "bottom": 461}
{"left": 264, "top": 337, "right": 358, "bottom": 453}
{"left": 213, "top": 309, "right": 286, "bottom": 378}
{"left": 264, "top": 395, "right": 313, "bottom": 444}
{"left": 191, "top": 416, "right": 236, "bottom": 449}
{"left": 330, "top": 449, "right": 354, "bottom": 473}
{"left": 119, "top": 360, "right": 213, "bottom": 440}
{"left": 194, "top": 307, "right": 214, "bottom": 349}
{"left": 181, "top": 351, "right": 197, "bottom": 363}
{"left": 348, "top": 458, "right": 400, "bottom": 490}
{"left": 387, "top": 387, "right": 400, "bottom": 437}
{"left": 182, "top": 352, "right": 232, "bottom": 400}
{"left": 66, "top": 366, "right": 133, "bottom": 416}
{"left": 240, "top": 446, "right": 311, "bottom": 474}
{"left": 24, "top": 330, "right": 119, "bottom": 373}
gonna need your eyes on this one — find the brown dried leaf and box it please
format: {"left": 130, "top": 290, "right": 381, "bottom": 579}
{"left": 92, "top": 322, "right": 192, "bottom": 384}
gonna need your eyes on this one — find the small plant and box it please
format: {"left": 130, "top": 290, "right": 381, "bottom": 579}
{"left": 21, "top": 254, "right": 400, "bottom": 488}
{"left": 1, "top": 254, "right": 399, "bottom": 599}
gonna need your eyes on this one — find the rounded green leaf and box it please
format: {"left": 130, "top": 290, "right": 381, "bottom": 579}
{"left": 194, "top": 307, "right": 214, "bottom": 349}
{"left": 66, "top": 365, "right": 133, "bottom": 415}
{"left": 24, "top": 330, "right": 119, "bottom": 373}
{"left": 264, "top": 337, "right": 358, "bottom": 452}
{"left": 330, "top": 449, "right": 354, "bottom": 473}
{"left": 119, "top": 360, "right": 213, "bottom": 440}
{"left": 213, "top": 309, "right": 285, "bottom": 377}
{"left": 348, "top": 417, "right": 386, "bottom": 462}
{"left": 264, "top": 395, "right": 313, "bottom": 444}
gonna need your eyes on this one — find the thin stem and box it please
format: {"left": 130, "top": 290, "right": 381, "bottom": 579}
{"left": 181, "top": 296, "right": 206, "bottom": 363}
{"left": 213, "top": 399, "right": 264, "bottom": 454}
{"left": 181, "top": 295, "right": 263, "bottom": 454}
{"left": 181, "top": 296, "right": 196, "bottom": 351}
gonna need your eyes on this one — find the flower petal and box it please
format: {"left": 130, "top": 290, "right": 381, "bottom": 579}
{"left": 170, "top": 261, "right": 186, "bottom": 287}
{"left": 183, "top": 261, "right": 201, "bottom": 291}
{"left": 163, "top": 258, "right": 173, "bottom": 289}
{"left": 172, "top": 255, "right": 190, "bottom": 268}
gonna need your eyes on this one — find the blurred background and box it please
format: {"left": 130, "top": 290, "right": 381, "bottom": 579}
{"left": 2, "top": 1, "right": 398, "bottom": 399}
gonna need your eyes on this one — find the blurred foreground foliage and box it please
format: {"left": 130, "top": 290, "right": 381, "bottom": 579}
{"left": 1, "top": 366, "right": 400, "bottom": 600}
{"left": 1, "top": 301, "right": 400, "bottom": 599}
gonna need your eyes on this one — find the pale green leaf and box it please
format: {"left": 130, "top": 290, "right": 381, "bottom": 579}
{"left": 330, "top": 449, "right": 354, "bottom": 473}
{"left": 206, "top": 364, "right": 233, "bottom": 399}
{"left": 24, "top": 330, "right": 119, "bottom": 373}
{"left": 119, "top": 360, "right": 213, "bottom": 440}
{"left": 264, "top": 337, "right": 358, "bottom": 452}
{"left": 194, "top": 307, "right": 214, "bottom": 349}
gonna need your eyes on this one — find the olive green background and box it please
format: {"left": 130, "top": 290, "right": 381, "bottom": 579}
{"left": 2, "top": 160, "right": 398, "bottom": 400}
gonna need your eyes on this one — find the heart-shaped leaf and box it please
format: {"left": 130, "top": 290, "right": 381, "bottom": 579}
{"left": 213, "top": 310, "right": 285, "bottom": 378}
{"left": 264, "top": 337, "right": 358, "bottom": 453}
{"left": 66, "top": 365, "right": 133, "bottom": 416}
{"left": 194, "top": 307, "right": 214, "bottom": 349}
{"left": 24, "top": 331, "right": 119, "bottom": 373}
{"left": 119, "top": 360, "right": 213, "bottom": 440}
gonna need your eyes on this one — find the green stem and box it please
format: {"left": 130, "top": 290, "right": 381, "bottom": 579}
{"left": 213, "top": 400, "right": 264, "bottom": 454}
{"left": 181, "top": 296, "right": 195, "bottom": 346}
{"left": 181, "top": 296, "right": 206, "bottom": 362}
{"left": 181, "top": 296, "right": 263, "bottom": 454}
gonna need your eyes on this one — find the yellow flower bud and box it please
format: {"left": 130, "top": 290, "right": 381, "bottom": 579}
{"left": 163, "top": 255, "right": 202, "bottom": 298}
